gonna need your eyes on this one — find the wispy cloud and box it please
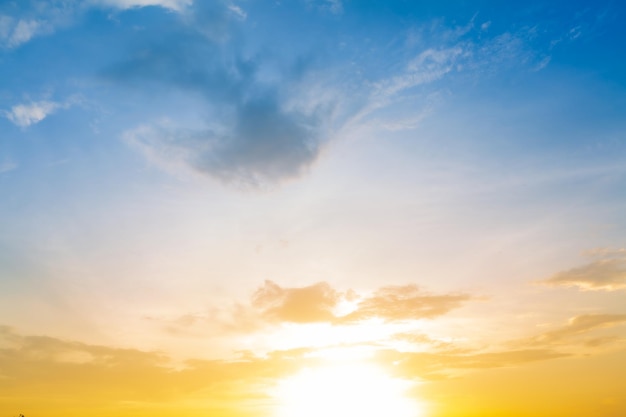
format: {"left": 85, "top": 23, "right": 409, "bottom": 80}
{"left": 306, "top": 0, "right": 344, "bottom": 15}
{"left": 107, "top": 7, "right": 577, "bottom": 189}
{"left": 0, "top": 0, "right": 192, "bottom": 49}
{"left": 90, "top": 0, "right": 192, "bottom": 11}
{"left": 376, "top": 348, "right": 569, "bottom": 380}
{"left": 539, "top": 249, "right": 626, "bottom": 291}
{"left": 0, "top": 325, "right": 313, "bottom": 409}
{"left": 0, "top": 1, "right": 76, "bottom": 49}
{"left": 515, "top": 314, "right": 626, "bottom": 347}
{"left": 340, "top": 284, "right": 471, "bottom": 323}
{"left": 4, "top": 98, "right": 76, "bottom": 127}
{"left": 0, "top": 16, "right": 46, "bottom": 48}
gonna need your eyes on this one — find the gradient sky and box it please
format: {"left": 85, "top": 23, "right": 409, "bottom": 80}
{"left": 1, "top": 1, "right": 626, "bottom": 416}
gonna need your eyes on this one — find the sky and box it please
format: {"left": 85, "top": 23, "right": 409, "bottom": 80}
{"left": 1, "top": 0, "right": 626, "bottom": 416}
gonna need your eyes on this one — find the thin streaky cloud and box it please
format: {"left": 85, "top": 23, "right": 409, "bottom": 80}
{"left": 539, "top": 251, "right": 626, "bottom": 291}
{"left": 516, "top": 314, "right": 626, "bottom": 347}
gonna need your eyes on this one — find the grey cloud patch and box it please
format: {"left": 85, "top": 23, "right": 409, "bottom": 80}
{"left": 113, "top": 9, "right": 562, "bottom": 188}
{"left": 123, "top": 97, "right": 321, "bottom": 187}
{"left": 193, "top": 98, "right": 320, "bottom": 186}
{"left": 110, "top": 4, "right": 329, "bottom": 188}
{"left": 539, "top": 249, "right": 626, "bottom": 291}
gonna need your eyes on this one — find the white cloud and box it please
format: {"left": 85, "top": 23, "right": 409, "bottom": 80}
{"left": 4, "top": 99, "right": 75, "bottom": 127}
{"left": 306, "top": 0, "right": 343, "bottom": 14}
{"left": 227, "top": 4, "right": 247, "bottom": 20}
{"left": 351, "top": 46, "right": 464, "bottom": 123}
{"left": 9, "top": 19, "right": 41, "bottom": 47}
{"left": 0, "top": 0, "right": 191, "bottom": 49}
{"left": 90, "top": 0, "right": 192, "bottom": 11}
{"left": 0, "top": 15, "right": 49, "bottom": 48}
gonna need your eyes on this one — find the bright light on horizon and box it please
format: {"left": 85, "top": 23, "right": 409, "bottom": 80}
{"left": 273, "top": 362, "right": 423, "bottom": 417}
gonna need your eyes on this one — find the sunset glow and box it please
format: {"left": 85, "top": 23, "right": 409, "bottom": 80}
{"left": 274, "top": 362, "right": 421, "bottom": 417}
{"left": 1, "top": 1, "right": 626, "bottom": 417}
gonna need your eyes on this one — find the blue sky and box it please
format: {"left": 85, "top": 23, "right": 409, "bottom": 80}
{"left": 1, "top": 0, "right": 626, "bottom": 385}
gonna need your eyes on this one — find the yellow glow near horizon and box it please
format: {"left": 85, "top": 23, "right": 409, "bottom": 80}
{"left": 273, "top": 362, "right": 422, "bottom": 417}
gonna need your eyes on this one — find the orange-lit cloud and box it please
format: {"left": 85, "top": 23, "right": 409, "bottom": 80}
{"left": 252, "top": 280, "right": 341, "bottom": 323}
{"left": 375, "top": 347, "right": 569, "bottom": 380}
{"left": 518, "top": 314, "right": 626, "bottom": 347}
{"left": 340, "top": 284, "right": 471, "bottom": 322}
{"left": 157, "top": 281, "right": 473, "bottom": 335}
{"left": 0, "top": 325, "right": 316, "bottom": 416}
{"left": 539, "top": 249, "right": 626, "bottom": 291}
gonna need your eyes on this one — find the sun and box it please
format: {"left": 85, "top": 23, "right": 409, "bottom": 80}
{"left": 273, "top": 362, "right": 423, "bottom": 417}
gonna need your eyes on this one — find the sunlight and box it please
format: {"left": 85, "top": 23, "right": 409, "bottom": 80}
{"left": 273, "top": 362, "right": 422, "bottom": 417}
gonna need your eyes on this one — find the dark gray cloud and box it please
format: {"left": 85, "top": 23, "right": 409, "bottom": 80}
{"left": 107, "top": 2, "right": 330, "bottom": 188}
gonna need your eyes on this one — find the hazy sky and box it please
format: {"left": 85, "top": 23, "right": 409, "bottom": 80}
{"left": 1, "top": 1, "right": 626, "bottom": 416}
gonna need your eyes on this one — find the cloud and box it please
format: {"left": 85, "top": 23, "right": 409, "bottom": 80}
{"left": 0, "top": 326, "right": 314, "bottom": 412}
{"left": 376, "top": 348, "right": 568, "bottom": 380}
{"left": 0, "top": 0, "right": 192, "bottom": 50}
{"left": 0, "top": 18, "right": 42, "bottom": 47}
{"left": 156, "top": 281, "right": 473, "bottom": 336}
{"left": 539, "top": 249, "right": 626, "bottom": 291}
{"left": 110, "top": 4, "right": 332, "bottom": 188}
{"left": 306, "top": 0, "right": 344, "bottom": 14}
{"left": 0, "top": 11, "right": 58, "bottom": 49}
{"left": 4, "top": 98, "right": 77, "bottom": 127}
{"left": 0, "top": 1, "right": 76, "bottom": 49}
{"left": 249, "top": 281, "right": 471, "bottom": 325}
{"left": 4, "top": 100, "right": 62, "bottom": 127}
{"left": 341, "top": 284, "right": 471, "bottom": 322}
{"left": 123, "top": 99, "right": 322, "bottom": 188}
{"left": 519, "top": 314, "right": 626, "bottom": 346}
{"left": 111, "top": 9, "right": 561, "bottom": 188}
{"left": 90, "top": 0, "right": 192, "bottom": 11}
{"left": 252, "top": 280, "right": 341, "bottom": 323}
{"left": 359, "top": 46, "right": 464, "bottom": 119}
